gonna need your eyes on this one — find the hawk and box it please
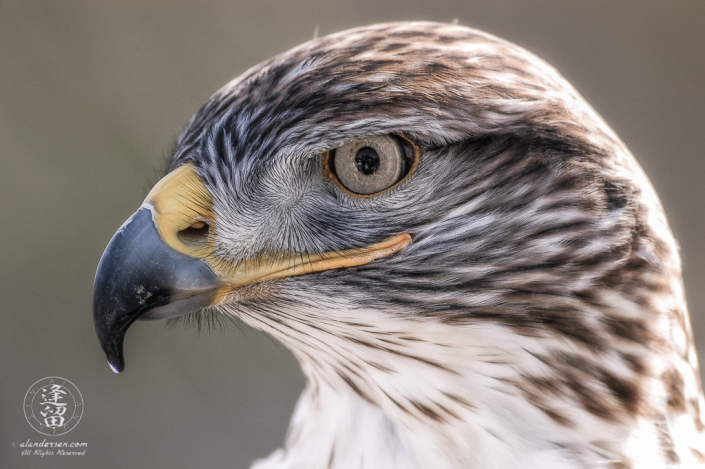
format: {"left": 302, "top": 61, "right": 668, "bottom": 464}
{"left": 93, "top": 22, "right": 705, "bottom": 468}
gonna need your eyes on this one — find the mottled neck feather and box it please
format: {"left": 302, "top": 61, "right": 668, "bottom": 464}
{"left": 230, "top": 295, "right": 702, "bottom": 469}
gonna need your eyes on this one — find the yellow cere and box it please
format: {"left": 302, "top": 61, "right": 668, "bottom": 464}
{"left": 143, "top": 163, "right": 214, "bottom": 259}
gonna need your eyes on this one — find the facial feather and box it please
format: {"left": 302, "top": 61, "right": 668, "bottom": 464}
{"left": 162, "top": 21, "right": 704, "bottom": 468}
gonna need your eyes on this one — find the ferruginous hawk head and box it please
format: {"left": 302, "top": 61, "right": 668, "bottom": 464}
{"left": 93, "top": 22, "right": 705, "bottom": 469}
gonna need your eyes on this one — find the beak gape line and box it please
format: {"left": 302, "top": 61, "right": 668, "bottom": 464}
{"left": 93, "top": 163, "right": 411, "bottom": 373}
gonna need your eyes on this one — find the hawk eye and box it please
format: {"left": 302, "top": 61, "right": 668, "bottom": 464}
{"left": 326, "top": 135, "right": 419, "bottom": 196}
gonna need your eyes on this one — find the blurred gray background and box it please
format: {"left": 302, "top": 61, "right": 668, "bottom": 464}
{"left": 1, "top": 1, "right": 703, "bottom": 468}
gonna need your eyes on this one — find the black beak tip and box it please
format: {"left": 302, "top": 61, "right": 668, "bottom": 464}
{"left": 103, "top": 336, "right": 126, "bottom": 374}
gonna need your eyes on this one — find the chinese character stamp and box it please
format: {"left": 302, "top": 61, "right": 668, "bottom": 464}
{"left": 24, "top": 377, "right": 83, "bottom": 436}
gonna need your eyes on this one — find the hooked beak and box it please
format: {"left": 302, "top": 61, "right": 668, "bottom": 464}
{"left": 93, "top": 163, "right": 411, "bottom": 373}
{"left": 93, "top": 207, "right": 220, "bottom": 373}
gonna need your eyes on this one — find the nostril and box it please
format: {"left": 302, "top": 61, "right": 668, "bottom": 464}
{"left": 177, "top": 221, "right": 210, "bottom": 247}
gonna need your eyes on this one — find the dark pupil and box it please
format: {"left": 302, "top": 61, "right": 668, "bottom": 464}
{"left": 354, "top": 147, "right": 380, "bottom": 175}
